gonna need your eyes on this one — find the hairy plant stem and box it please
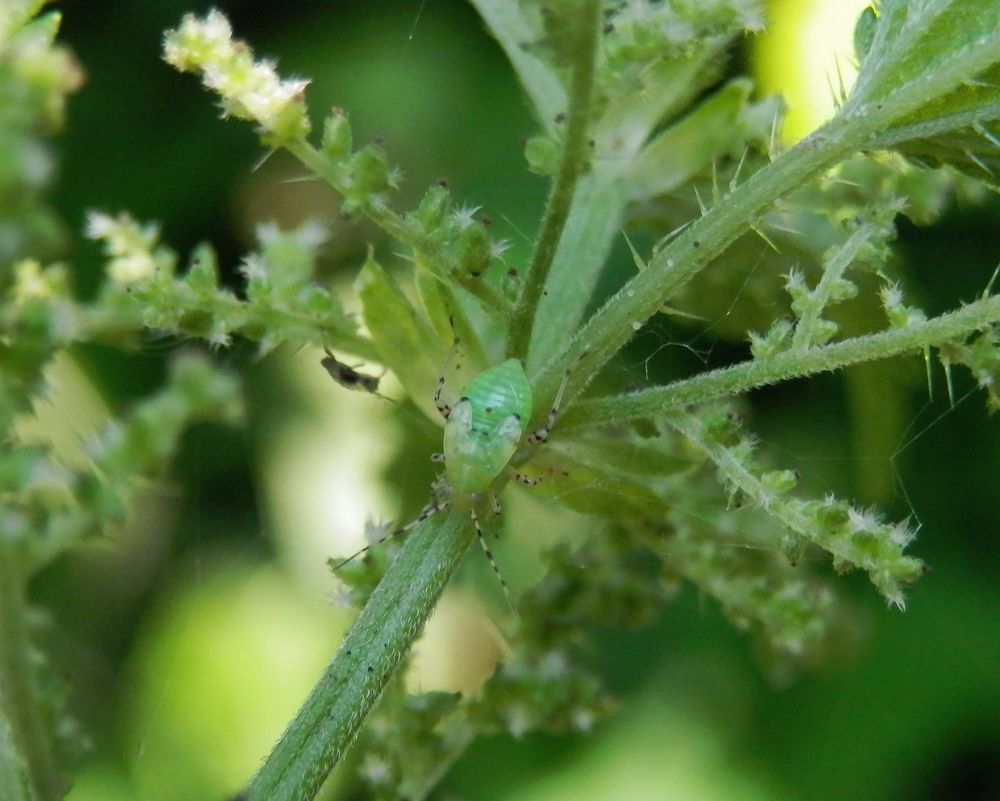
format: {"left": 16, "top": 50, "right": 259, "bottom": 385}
{"left": 0, "top": 557, "right": 58, "bottom": 801}
{"left": 528, "top": 118, "right": 864, "bottom": 428}
{"left": 0, "top": 703, "right": 32, "bottom": 801}
{"left": 560, "top": 294, "right": 1000, "bottom": 431}
{"left": 82, "top": 299, "right": 380, "bottom": 362}
{"left": 286, "top": 141, "right": 514, "bottom": 320}
{"left": 508, "top": 0, "right": 602, "bottom": 361}
{"left": 790, "top": 216, "right": 880, "bottom": 351}
{"left": 244, "top": 512, "right": 473, "bottom": 801}
{"left": 525, "top": 171, "right": 625, "bottom": 376}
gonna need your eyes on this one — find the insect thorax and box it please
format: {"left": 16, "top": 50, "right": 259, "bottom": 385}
{"left": 443, "top": 359, "right": 532, "bottom": 494}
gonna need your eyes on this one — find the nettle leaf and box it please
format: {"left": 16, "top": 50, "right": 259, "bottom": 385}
{"left": 624, "top": 79, "right": 756, "bottom": 202}
{"left": 853, "top": 6, "right": 878, "bottom": 63}
{"left": 467, "top": 0, "right": 565, "bottom": 132}
{"left": 355, "top": 251, "right": 442, "bottom": 418}
{"left": 843, "top": 1, "right": 1000, "bottom": 178}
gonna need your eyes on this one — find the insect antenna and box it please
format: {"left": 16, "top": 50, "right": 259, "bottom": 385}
{"left": 469, "top": 509, "right": 519, "bottom": 621}
{"left": 330, "top": 501, "right": 450, "bottom": 571}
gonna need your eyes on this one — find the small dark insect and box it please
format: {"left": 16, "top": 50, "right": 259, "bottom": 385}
{"left": 321, "top": 349, "right": 391, "bottom": 401}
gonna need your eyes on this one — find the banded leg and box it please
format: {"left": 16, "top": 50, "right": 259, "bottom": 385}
{"left": 529, "top": 350, "right": 588, "bottom": 444}
{"left": 512, "top": 470, "right": 549, "bottom": 486}
{"left": 434, "top": 373, "right": 451, "bottom": 419}
{"left": 330, "top": 501, "right": 450, "bottom": 571}
{"left": 434, "top": 316, "right": 462, "bottom": 420}
{"left": 469, "top": 509, "right": 518, "bottom": 620}
{"left": 529, "top": 365, "right": 572, "bottom": 444}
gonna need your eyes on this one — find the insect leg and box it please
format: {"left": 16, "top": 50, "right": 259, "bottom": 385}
{"left": 434, "top": 374, "right": 451, "bottom": 419}
{"left": 469, "top": 509, "right": 518, "bottom": 620}
{"left": 490, "top": 494, "right": 502, "bottom": 516}
{"left": 433, "top": 316, "right": 463, "bottom": 420}
{"left": 529, "top": 351, "right": 587, "bottom": 443}
{"left": 330, "top": 501, "right": 450, "bottom": 571}
{"left": 529, "top": 369, "right": 569, "bottom": 443}
{"left": 430, "top": 453, "right": 446, "bottom": 463}
{"left": 511, "top": 470, "right": 550, "bottom": 486}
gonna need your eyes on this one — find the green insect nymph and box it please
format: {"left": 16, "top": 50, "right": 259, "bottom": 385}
{"left": 444, "top": 358, "right": 532, "bottom": 495}
{"left": 332, "top": 344, "right": 574, "bottom": 611}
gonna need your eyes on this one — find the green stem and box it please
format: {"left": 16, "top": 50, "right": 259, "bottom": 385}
{"left": 83, "top": 299, "right": 380, "bottom": 363}
{"left": 530, "top": 118, "right": 862, "bottom": 426}
{"left": 244, "top": 511, "right": 473, "bottom": 801}
{"left": 0, "top": 557, "right": 59, "bottom": 801}
{"left": 0, "top": 702, "right": 33, "bottom": 801}
{"left": 560, "top": 294, "right": 1000, "bottom": 431}
{"left": 790, "top": 216, "right": 878, "bottom": 351}
{"left": 286, "top": 141, "right": 513, "bottom": 320}
{"left": 525, "top": 170, "right": 625, "bottom": 376}
{"left": 507, "top": 0, "right": 602, "bottom": 361}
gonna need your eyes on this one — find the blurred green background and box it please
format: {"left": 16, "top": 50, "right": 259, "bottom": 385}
{"left": 29, "top": 1, "right": 1000, "bottom": 799}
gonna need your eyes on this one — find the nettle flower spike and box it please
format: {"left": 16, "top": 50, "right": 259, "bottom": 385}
{"left": 85, "top": 210, "right": 173, "bottom": 285}
{"left": 162, "top": 9, "right": 310, "bottom": 143}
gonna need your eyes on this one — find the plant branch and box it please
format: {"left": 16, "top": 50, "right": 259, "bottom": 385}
{"left": 244, "top": 511, "right": 473, "bottom": 801}
{"left": 0, "top": 557, "right": 59, "bottom": 801}
{"left": 529, "top": 118, "right": 862, "bottom": 427}
{"left": 560, "top": 294, "right": 1000, "bottom": 431}
{"left": 286, "top": 141, "right": 514, "bottom": 320}
{"left": 82, "top": 296, "right": 379, "bottom": 363}
{"left": 507, "top": 0, "right": 602, "bottom": 361}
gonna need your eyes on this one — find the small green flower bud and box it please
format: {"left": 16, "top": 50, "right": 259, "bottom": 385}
{"left": 413, "top": 183, "right": 451, "bottom": 233}
{"left": 702, "top": 412, "right": 740, "bottom": 443}
{"left": 828, "top": 277, "right": 858, "bottom": 302}
{"left": 184, "top": 244, "right": 219, "bottom": 295}
{"left": 322, "top": 107, "right": 353, "bottom": 161}
{"left": 762, "top": 469, "right": 798, "bottom": 495}
{"left": 524, "top": 134, "right": 560, "bottom": 176}
{"left": 749, "top": 318, "right": 794, "bottom": 358}
{"left": 449, "top": 221, "right": 493, "bottom": 277}
{"left": 342, "top": 145, "right": 392, "bottom": 212}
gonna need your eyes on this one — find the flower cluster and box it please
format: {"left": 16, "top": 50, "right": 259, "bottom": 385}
{"left": 162, "top": 9, "right": 310, "bottom": 143}
{"left": 87, "top": 213, "right": 359, "bottom": 357}
{"left": 666, "top": 408, "right": 924, "bottom": 609}
{"left": 85, "top": 211, "right": 173, "bottom": 286}
{"left": 3, "top": 353, "right": 243, "bottom": 568}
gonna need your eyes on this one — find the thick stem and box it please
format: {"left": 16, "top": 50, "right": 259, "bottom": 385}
{"left": 0, "top": 557, "right": 60, "bottom": 801}
{"left": 244, "top": 511, "right": 473, "bottom": 801}
{"left": 560, "top": 294, "right": 1000, "bottom": 431}
{"left": 529, "top": 119, "right": 862, "bottom": 427}
{"left": 0, "top": 703, "right": 33, "bottom": 801}
{"left": 507, "top": 0, "right": 602, "bottom": 361}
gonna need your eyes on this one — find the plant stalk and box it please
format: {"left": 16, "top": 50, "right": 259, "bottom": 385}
{"left": 508, "top": 0, "right": 602, "bottom": 361}
{"left": 286, "top": 141, "right": 513, "bottom": 320}
{"left": 560, "top": 294, "right": 1000, "bottom": 431}
{"left": 530, "top": 118, "right": 864, "bottom": 426}
{"left": 244, "top": 511, "right": 473, "bottom": 801}
{"left": 0, "top": 556, "right": 59, "bottom": 801}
